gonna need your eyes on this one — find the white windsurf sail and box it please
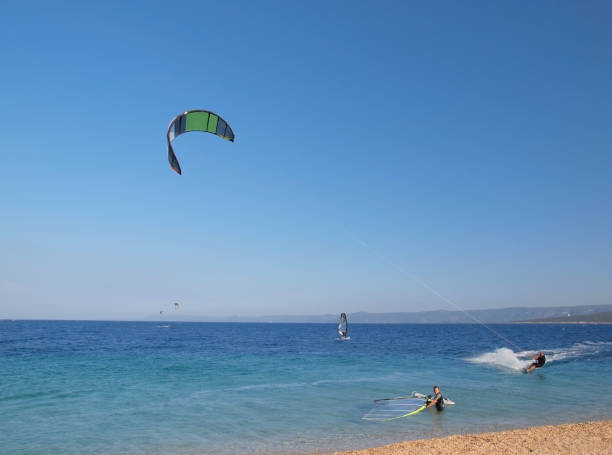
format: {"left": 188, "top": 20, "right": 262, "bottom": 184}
{"left": 338, "top": 313, "right": 348, "bottom": 338}
{"left": 362, "top": 397, "right": 427, "bottom": 421}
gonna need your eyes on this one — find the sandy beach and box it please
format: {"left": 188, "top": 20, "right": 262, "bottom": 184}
{"left": 329, "top": 421, "right": 612, "bottom": 455}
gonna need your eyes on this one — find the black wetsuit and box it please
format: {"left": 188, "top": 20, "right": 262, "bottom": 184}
{"left": 534, "top": 354, "right": 546, "bottom": 368}
{"left": 432, "top": 392, "right": 444, "bottom": 411}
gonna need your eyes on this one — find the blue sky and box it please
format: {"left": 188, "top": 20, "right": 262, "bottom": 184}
{"left": 1, "top": 1, "right": 611, "bottom": 319}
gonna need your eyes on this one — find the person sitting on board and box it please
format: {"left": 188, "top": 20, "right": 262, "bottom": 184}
{"left": 525, "top": 351, "right": 546, "bottom": 373}
{"left": 425, "top": 385, "right": 445, "bottom": 411}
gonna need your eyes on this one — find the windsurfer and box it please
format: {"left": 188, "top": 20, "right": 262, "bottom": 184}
{"left": 426, "top": 385, "right": 445, "bottom": 411}
{"left": 338, "top": 313, "right": 349, "bottom": 339}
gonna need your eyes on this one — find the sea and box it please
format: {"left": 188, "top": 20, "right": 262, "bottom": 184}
{"left": 1, "top": 320, "right": 611, "bottom": 455}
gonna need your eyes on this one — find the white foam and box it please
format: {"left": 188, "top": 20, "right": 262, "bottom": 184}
{"left": 467, "top": 347, "right": 530, "bottom": 371}
{"left": 518, "top": 341, "right": 612, "bottom": 362}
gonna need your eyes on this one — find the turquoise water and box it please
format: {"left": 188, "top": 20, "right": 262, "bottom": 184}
{"left": 1, "top": 321, "right": 611, "bottom": 454}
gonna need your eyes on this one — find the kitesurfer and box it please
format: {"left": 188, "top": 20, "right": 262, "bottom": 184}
{"left": 426, "top": 385, "right": 444, "bottom": 411}
{"left": 525, "top": 351, "right": 546, "bottom": 373}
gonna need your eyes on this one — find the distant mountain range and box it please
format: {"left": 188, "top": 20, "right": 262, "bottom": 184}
{"left": 161, "top": 304, "right": 612, "bottom": 324}
{"left": 519, "top": 311, "right": 612, "bottom": 323}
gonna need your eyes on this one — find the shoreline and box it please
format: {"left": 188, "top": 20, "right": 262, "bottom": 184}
{"left": 327, "top": 420, "right": 612, "bottom": 455}
{"left": 513, "top": 321, "right": 612, "bottom": 325}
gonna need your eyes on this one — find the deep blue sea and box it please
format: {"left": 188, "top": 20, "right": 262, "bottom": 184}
{"left": 1, "top": 321, "right": 611, "bottom": 454}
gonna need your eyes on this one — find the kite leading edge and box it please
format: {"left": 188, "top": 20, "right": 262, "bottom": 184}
{"left": 167, "top": 110, "right": 235, "bottom": 175}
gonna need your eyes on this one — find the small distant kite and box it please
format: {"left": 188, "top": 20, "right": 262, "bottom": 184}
{"left": 160, "top": 303, "right": 180, "bottom": 316}
{"left": 166, "top": 110, "right": 235, "bottom": 175}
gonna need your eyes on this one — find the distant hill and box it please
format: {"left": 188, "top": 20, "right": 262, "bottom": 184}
{"left": 159, "top": 304, "right": 612, "bottom": 324}
{"left": 519, "top": 311, "right": 612, "bottom": 323}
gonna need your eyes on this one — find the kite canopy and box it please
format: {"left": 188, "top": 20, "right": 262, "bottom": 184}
{"left": 167, "top": 110, "right": 235, "bottom": 174}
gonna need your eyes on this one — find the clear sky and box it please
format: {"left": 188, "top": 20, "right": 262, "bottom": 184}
{"left": 1, "top": 1, "right": 611, "bottom": 320}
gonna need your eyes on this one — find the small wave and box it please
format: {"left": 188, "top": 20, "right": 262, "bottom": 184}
{"left": 224, "top": 382, "right": 305, "bottom": 392}
{"left": 467, "top": 341, "right": 612, "bottom": 371}
{"left": 189, "top": 375, "right": 407, "bottom": 395}
{"left": 0, "top": 390, "right": 62, "bottom": 402}
{"left": 311, "top": 372, "right": 405, "bottom": 386}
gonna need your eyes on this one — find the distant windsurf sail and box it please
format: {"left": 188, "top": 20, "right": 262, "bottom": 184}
{"left": 362, "top": 397, "right": 427, "bottom": 421}
{"left": 338, "top": 313, "right": 348, "bottom": 338}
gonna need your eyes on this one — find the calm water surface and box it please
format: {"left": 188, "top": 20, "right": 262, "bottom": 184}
{"left": 1, "top": 321, "right": 611, "bottom": 454}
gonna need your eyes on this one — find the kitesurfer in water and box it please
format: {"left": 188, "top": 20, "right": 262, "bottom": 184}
{"left": 525, "top": 351, "right": 546, "bottom": 373}
{"left": 426, "top": 385, "right": 444, "bottom": 411}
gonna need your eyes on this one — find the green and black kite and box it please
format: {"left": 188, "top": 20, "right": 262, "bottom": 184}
{"left": 167, "top": 110, "right": 235, "bottom": 175}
